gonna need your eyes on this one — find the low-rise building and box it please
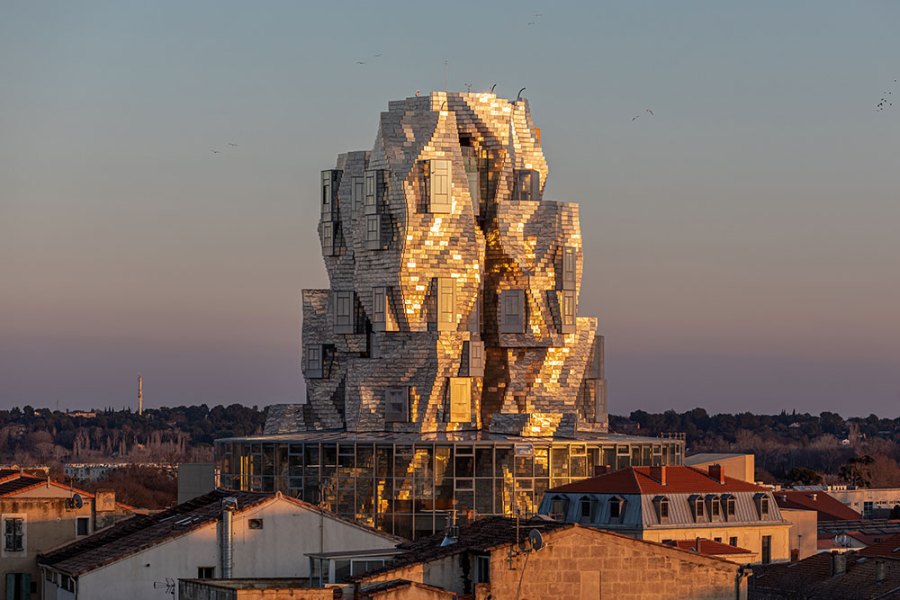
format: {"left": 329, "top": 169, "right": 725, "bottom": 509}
{"left": 685, "top": 453, "right": 756, "bottom": 484}
{"left": 749, "top": 550, "right": 900, "bottom": 599}
{"left": 179, "top": 578, "right": 341, "bottom": 600}
{"left": 774, "top": 490, "right": 861, "bottom": 522}
{"left": 1, "top": 469, "right": 132, "bottom": 600}
{"left": 39, "top": 489, "right": 401, "bottom": 600}
{"left": 778, "top": 508, "right": 818, "bottom": 560}
{"left": 352, "top": 516, "right": 750, "bottom": 600}
{"left": 538, "top": 465, "right": 791, "bottom": 564}
{"left": 791, "top": 485, "right": 900, "bottom": 519}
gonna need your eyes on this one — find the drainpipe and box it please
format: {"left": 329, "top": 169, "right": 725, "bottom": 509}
{"left": 735, "top": 565, "right": 751, "bottom": 600}
{"left": 221, "top": 497, "right": 238, "bottom": 578}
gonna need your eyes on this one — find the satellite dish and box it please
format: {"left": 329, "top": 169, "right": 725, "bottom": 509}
{"left": 72, "top": 493, "right": 84, "bottom": 509}
{"left": 528, "top": 529, "right": 544, "bottom": 552}
{"left": 835, "top": 534, "right": 850, "bottom": 548}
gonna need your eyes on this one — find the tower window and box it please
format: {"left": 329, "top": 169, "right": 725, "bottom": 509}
{"left": 499, "top": 290, "right": 526, "bottom": 333}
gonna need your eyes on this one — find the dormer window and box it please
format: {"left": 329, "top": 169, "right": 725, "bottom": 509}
{"left": 755, "top": 493, "right": 770, "bottom": 518}
{"left": 722, "top": 495, "right": 736, "bottom": 520}
{"left": 579, "top": 497, "right": 593, "bottom": 524}
{"left": 707, "top": 495, "right": 721, "bottom": 521}
{"left": 689, "top": 494, "right": 705, "bottom": 522}
{"left": 549, "top": 496, "right": 568, "bottom": 521}
{"left": 608, "top": 496, "right": 625, "bottom": 524}
{"left": 654, "top": 496, "right": 670, "bottom": 523}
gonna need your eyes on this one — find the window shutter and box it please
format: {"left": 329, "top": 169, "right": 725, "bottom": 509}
{"left": 437, "top": 277, "right": 456, "bottom": 331}
{"left": 384, "top": 387, "right": 409, "bottom": 422}
{"left": 560, "top": 290, "right": 576, "bottom": 333}
{"left": 499, "top": 290, "right": 525, "bottom": 333}
{"left": 372, "top": 287, "right": 387, "bottom": 330}
{"left": 466, "top": 340, "right": 485, "bottom": 377}
{"left": 449, "top": 377, "right": 472, "bottom": 422}
{"left": 562, "top": 246, "right": 576, "bottom": 290}
{"left": 428, "top": 159, "right": 451, "bottom": 213}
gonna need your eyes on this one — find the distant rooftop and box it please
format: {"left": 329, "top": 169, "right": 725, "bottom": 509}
{"left": 774, "top": 490, "right": 862, "bottom": 522}
{"left": 549, "top": 466, "right": 766, "bottom": 495}
{"left": 215, "top": 429, "right": 675, "bottom": 445}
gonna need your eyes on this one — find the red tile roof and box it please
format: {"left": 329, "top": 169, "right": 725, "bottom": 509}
{"left": 860, "top": 533, "right": 900, "bottom": 558}
{"left": 549, "top": 466, "right": 767, "bottom": 495}
{"left": 669, "top": 538, "right": 753, "bottom": 556}
{"left": 774, "top": 491, "right": 861, "bottom": 522}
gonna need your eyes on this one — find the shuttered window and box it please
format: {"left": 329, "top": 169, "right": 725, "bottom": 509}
{"left": 334, "top": 291, "right": 355, "bottom": 334}
{"left": 427, "top": 159, "right": 451, "bottom": 213}
{"left": 437, "top": 277, "right": 456, "bottom": 331}
{"left": 499, "top": 290, "right": 525, "bottom": 333}
{"left": 4, "top": 517, "right": 24, "bottom": 552}
{"left": 448, "top": 377, "right": 471, "bottom": 422}
{"left": 372, "top": 287, "right": 387, "bottom": 329}
{"left": 384, "top": 387, "right": 409, "bottom": 423}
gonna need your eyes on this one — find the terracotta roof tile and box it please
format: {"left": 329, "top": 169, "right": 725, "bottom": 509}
{"left": 549, "top": 466, "right": 766, "bottom": 495}
{"left": 861, "top": 534, "right": 900, "bottom": 558}
{"left": 751, "top": 552, "right": 900, "bottom": 599}
{"left": 669, "top": 538, "right": 753, "bottom": 556}
{"left": 774, "top": 491, "right": 861, "bottom": 521}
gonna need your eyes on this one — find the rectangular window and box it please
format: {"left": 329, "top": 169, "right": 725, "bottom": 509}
{"left": 449, "top": 377, "right": 472, "bottom": 422}
{"left": 474, "top": 555, "right": 490, "bottom": 583}
{"left": 197, "top": 566, "right": 215, "bottom": 579}
{"left": 580, "top": 498, "right": 592, "bottom": 522}
{"left": 560, "top": 290, "right": 576, "bottom": 333}
{"left": 437, "top": 277, "right": 456, "bottom": 331}
{"left": 76, "top": 517, "right": 90, "bottom": 536}
{"left": 352, "top": 176, "right": 364, "bottom": 210}
{"left": 322, "top": 221, "right": 335, "bottom": 256}
{"left": 729, "top": 536, "right": 738, "bottom": 547}
{"left": 562, "top": 246, "right": 576, "bottom": 290}
{"left": 587, "top": 335, "right": 604, "bottom": 379}
{"left": 4, "top": 517, "right": 24, "bottom": 552}
{"left": 365, "top": 214, "right": 383, "bottom": 250}
{"left": 467, "top": 172, "right": 480, "bottom": 216}
{"left": 306, "top": 345, "right": 323, "bottom": 378}
{"left": 609, "top": 498, "right": 622, "bottom": 519}
{"left": 762, "top": 535, "right": 772, "bottom": 564}
{"left": 321, "top": 170, "right": 341, "bottom": 219}
{"left": 499, "top": 290, "right": 526, "bottom": 333}
{"left": 466, "top": 340, "right": 485, "bottom": 377}
{"left": 365, "top": 169, "right": 382, "bottom": 215}
{"left": 384, "top": 387, "right": 409, "bottom": 423}
{"left": 427, "top": 159, "right": 451, "bottom": 213}
{"left": 334, "top": 291, "right": 355, "bottom": 334}
{"left": 514, "top": 169, "right": 541, "bottom": 200}
{"left": 372, "top": 286, "right": 387, "bottom": 329}
{"left": 725, "top": 497, "right": 736, "bottom": 519}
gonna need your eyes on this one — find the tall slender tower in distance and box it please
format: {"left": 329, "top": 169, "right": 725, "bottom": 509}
{"left": 137, "top": 373, "right": 143, "bottom": 416}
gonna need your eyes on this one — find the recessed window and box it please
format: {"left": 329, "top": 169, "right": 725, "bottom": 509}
{"left": 609, "top": 497, "right": 623, "bottom": 520}
{"left": 385, "top": 387, "right": 410, "bottom": 423}
{"left": 321, "top": 169, "right": 341, "bottom": 219}
{"left": 365, "top": 169, "right": 385, "bottom": 215}
{"left": 655, "top": 497, "right": 670, "bottom": 522}
{"left": 724, "top": 496, "right": 736, "bottom": 519}
{"left": 334, "top": 291, "right": 356, "bottom": 334}
{"left": 352, "top": 176, "right": 364, "bottom": 209}
{"left": 76, "top": 517, "right": 90, "bottom": 536}
{"left": 365, "top": 214, "right": 384, "bottom": 250}
{"left": 514, "top": 169, "right": 541, "bottom": 200}
{"left": 474, "top": 555, "right": 490, "bottom": 583}
{"left": 305, "top": 345, "right": 324, "bottom": 379}
{"left": 579, "top": 497, "right": 592, "bottom": 523}
{"left": 561, "top": 246, "right": 576, "bottom": 290}
{"left": 761, "top": 497, "right": 769, "bottom": 515}
{"left": 3, "top": 517, "right": 25, "bottom": 552}
{"left": 448, "top": 377, "right": 471, "bottom": 423}
{"left": 499, "top": 290, "right": 525, "bottom": 333}
{"left": 729, "top": 536, "right": 738, "bottom": 547}
{"left": 437, "top": 278, "right": 457, "bottom": 331}
{"left": 321, "top": 221, "right": 335, "bottom": 256}
{"left": 425, "top": 159, "right": 452, "bottom": 213}
{"left": 560, "top": 290, "right": 576, "bottom": 333}
{"left": 549, "top": 497, "right": 568, "bottom": 520}
{"left": 197, "top": 566, "right": 215, "bottom": 579}
{"left": 466, "top": 340, "right": 485, "bottom": 377}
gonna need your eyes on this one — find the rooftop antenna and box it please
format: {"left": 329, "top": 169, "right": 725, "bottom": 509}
{"left": 516, "top": 87, "right": 526, "bottom": 102}
{"left": 137, "top": 373, "right": 143, "bottom": 416}
{"left": 490, "top": 83, "right": 497, "bottom": 93}
{"left": 440, "top": 510, "right": 459, "bottom": 546}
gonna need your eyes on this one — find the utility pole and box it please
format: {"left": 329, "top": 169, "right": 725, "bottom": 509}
{"left": 138, "top": 373, "right": 143, "bottom": 416}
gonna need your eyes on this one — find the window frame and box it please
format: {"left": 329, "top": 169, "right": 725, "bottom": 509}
{"left": 75, "top": 516, "right": 90, "bottom": 537}
{"left": 436, "top": 277, "right": 457, "bottom": 331}
{"left": 3, "top": 515, "right": 26, "bottom": 554}
{"left": 448, "top": 377, "right": 472, "bottom": 423}
{"left": 384, "top": 387, "right": 410, "bottom": 423}
{"left": 499, "top": 289, "right": 526, "bottom": 334}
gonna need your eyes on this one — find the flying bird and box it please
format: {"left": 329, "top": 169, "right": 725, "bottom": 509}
{"left": 210, "top": 150, "right": 221, "bottom": 154}
{"left": 528, "top": 21, "right": 536, "bottom": 25}
{"left": 646, "top": 109, "right": 654, "bottom": 116}
{"left": 631, "top": 115, "right": 640, "bottom": 121}
{"left": 373, "top": 53, "right": 383, "bottom": 58}
{"left": 227, "top": 142, "right": 238, "bottom": 147}
{"left": 356, "top": 61, "right": 366, "bottom": 65}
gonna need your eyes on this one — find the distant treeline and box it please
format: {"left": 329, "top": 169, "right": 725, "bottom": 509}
{"left": 0, "top": 404, "right": 266, "bottom": 465}
{"left": 613, "top": 408, "right": 900, "bottom": 487}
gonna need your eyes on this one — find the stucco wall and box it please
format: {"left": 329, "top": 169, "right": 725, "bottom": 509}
{"left": 487, "top": 527, "right": 742, "bottom": 600}
{"left": 55, "top": 497, "right": 396, "bottom": 600}
{"left": 778, "top": 508, "right": 816, "bottom": 560}
{"left": 640, "top": 524, "right": 791, "bottom": 564}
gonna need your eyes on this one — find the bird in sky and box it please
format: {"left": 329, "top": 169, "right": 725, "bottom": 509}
{"left": 528, "top": 21, "right": 535, "bottom": 25}
{"left": 356, "top": 61, "right": 366, "bottom": 65}
{"left": 646, "top": 109, "right": 654, "bottom": 116}
{"left": 210, "top": 149, "right": 221, "bottom": 154}
{"left": 227, "top": 142, "right": 238, "bottom": 147}
{"left": 373, "top": 53, "right": 383, "bottom": 58}
{"left": 632, "top": 115, "right": 640, "bottom": 121}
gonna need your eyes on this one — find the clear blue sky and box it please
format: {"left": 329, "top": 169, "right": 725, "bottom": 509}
{"left": 2, "top": 1, "right": 899, "bottom": 416}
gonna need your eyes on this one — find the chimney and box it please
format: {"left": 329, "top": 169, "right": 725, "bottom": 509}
{"left": 93, "top": 489, "right": 117, "bottom": 529}
{"left": 875, "top": 559, "right": 886, "bottom": 582}
{"left": 831, "top": 551, "right": 846, "bottom": 576}
{"left": 810, "top": 493, "right": 817, "bottom": 501}
{"left": 708, "top": 464, "right": 725, "bottom": 484}
{"left": 221, "top": 497, "right": 239, "bottom": 578}
{"left": 650, "top": 465, "right": 667, "bottom": 486}
{"left": 593, "top": 465, "right": 611, "bottom": 477}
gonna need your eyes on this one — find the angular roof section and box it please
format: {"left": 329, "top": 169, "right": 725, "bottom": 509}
{"left": 750, "top": 552, "right": 900, "bottom": 599}
{"left": 861, "top": 533, "right": 900, "bottom": 558}
{"left": 39, "top": 490, "right": 276, "bottom": 575}
{"left": 668, "top": 538, "right": 753, "bottom": 556}
{"left": 774, "top": 490, "right": 861, "bottom": 521}
{"left": 0, "top": 473, "right": 47, "bottom": 496}
{"left": 360, "top": 579, "right": 454, "bottom": 598}
{"left": 549, "top": 466, "right": 767, "bottom": 495}
{"left": 351, "top": 516, "right": 573, "bottom": 581}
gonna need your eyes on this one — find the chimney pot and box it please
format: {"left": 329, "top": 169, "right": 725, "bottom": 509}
{"left": 831, "top": 551, "right": 846, "bottom": 576}
{"left": 593, "top": 465, "right": 611, "bottom": 477}
{"left": 708, "top": 464, "right": 726, "bottom": 484}
{"left": 875, "top": 559, "right": 886, "bottom": 582}
{"left": 650, "top": 465, "right": 667, "bottom": 486}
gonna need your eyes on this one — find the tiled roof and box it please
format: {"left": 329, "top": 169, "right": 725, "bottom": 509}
{"left": 549, "top": 466, "right": 765, "bottom": 495}
{"left": 861, "top": 534, "right": 900, "bottom": 558}
{"left": 360, "top": 579, "right": 453, "bottom": 598}
{"left": 0, "top": 474, "right": 47, "bottom": 496}
{"left": 750, "top": 553, "right": 900, "bottom": 599}
{"left": 0, "top": 469, "right": 21, "bottom": 482}
{"left": 774, "top": 491, "right": 861, "bottom": 521}
{"left": 668, "top": 538, "right": 753, "bottom": 556}
{"left": 39, "top": 489, "right": 274, "bottom": 576}
{"left": 352, "top": 516, "right": 573, "bottom": 581}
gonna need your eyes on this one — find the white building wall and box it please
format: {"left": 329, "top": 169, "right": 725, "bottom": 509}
{"left": 46, "top": 497, "right": 397, "bottom": 600}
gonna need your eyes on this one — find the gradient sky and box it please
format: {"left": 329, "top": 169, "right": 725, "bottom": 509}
{"left": 2, "top": 1, "right": 899, "bottom": 416}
